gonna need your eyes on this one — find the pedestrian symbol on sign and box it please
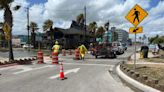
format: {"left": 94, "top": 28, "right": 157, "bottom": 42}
{"left": 132, "top": 8, "right": 140, "bottom": 23}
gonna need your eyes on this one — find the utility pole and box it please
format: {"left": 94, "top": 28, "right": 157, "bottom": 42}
{"left": 27, "top": 7, "right": 30, "bottom": 51}
{"left": 84, "top": 6, "right": 86, "bottom": 44}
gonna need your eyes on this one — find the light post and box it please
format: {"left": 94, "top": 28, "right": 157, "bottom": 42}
{"left": 26, "top": 7, "right": 30, "bottom": 51}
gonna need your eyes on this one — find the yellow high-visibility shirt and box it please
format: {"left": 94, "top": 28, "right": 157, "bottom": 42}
{"left": 52, "top": 45, "right": 60, "bottom": 53}
{"left": 79, "top": 45, "right": 87, "bottom": 54}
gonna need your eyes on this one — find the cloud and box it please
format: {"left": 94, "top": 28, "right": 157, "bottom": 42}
{"left": 0, "top": 0, "right": 163, "bottom": 38}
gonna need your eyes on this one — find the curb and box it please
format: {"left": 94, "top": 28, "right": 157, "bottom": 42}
{"left": 116, "top": 64, "right": 161, "bottom": 92}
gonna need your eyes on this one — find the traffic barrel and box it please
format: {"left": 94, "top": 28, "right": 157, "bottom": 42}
{"left": 74, "top": 49, "right": 80, "bottom": 60}
{"left": 37, "top": 51, "right": 44, "bottom": 64}
{"left": 52, "top": 52, "right": 58, "bottom": 64}
{"left": 59, "top": 62, "right": 67, "bottom": 80}
{"left": 69, "top": 49, "right": 72, "bottom": 55}
{"left": 62, "top": 49, "right": 66, "bottom": 56}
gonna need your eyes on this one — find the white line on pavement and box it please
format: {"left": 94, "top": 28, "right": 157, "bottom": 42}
{"left": 0, "top": 66, "right": 18, "bottom": 71}
{"left": 13, "top": 65, "right": 54, "bottom": 74}
{"left": 49, "top": 68, "right": 80, "bottom": 79}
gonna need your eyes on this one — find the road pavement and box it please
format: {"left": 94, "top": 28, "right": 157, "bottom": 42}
{"left": 0, "top": 46, "right": 135, "bottom": 92}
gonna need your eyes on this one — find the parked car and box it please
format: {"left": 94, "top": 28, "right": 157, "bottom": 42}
{"left": 112, "top": 42, "right": 124, "bottom": 55}
{"left": 93, "top": 43, "right": 117, "bottom": 58}
{"left": 149, "top": 44, "right": 159, "bottom": 54}
{"left": 22, "top": 44, "right": 33, "bottom": 49}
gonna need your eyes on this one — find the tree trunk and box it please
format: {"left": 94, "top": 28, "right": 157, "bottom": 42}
{"left": 31, "top": 30, "right": 36, "bottom": 48}
{"left": 4, "top": 6, "right": 14, "bottom": 61}
{"left": 50, "top": 26, "right": 53, "bottom": 50}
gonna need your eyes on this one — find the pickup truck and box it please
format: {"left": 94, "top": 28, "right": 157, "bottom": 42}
{"left": 93, "top": 43, "right": 117, "bottom": 58}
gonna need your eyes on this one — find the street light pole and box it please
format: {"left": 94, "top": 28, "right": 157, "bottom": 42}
{"left": 27, "top": 7, "right": 30, "bottom": 51}
{"left": 84, "top": 6, "right": 86, "bottom": 44}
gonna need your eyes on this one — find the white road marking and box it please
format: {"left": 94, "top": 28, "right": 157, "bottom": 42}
{"left": 63, "top": 62, "right": 113, "bottom": 67}
{"left": 13, "top": 65, "right": 54, "bottom": 74}
{"left": 49, "top": 68, "right": 80, "bottom": 79}
{"left": 0, "top": 65, "right": 18, "bottom": 71}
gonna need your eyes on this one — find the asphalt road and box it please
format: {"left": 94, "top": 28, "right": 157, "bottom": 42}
{"left": 0, "top": 46, "right": 135, "bottom": 92}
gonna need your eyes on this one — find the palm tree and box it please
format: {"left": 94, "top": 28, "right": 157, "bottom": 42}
{"left": 0, "top": 0, "right": 20, "bottom": 61}
{"left": 76, "top": 13, "right": 84, "bottom": 25}
{"left": 30, "top": 22, "right": 38, "bottom": 48}
{"left": 43, "top": 19, "right": 53, "bottom": 49}
{"left": 43, "top": 19, "right": 53, "bottom": 32}
{"left": 96, "top": 26, "right": 105, "bottom": 38}
{"left": 88, "top": 21, "right": 97, "bottom": 36}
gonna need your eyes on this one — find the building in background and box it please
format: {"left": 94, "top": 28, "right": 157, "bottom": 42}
{"left": 115, "top": 28, "right": 129, "bottom": 43}
{"left": 12, "top": 37, "right": 21, "bottom": 47}
{"left": 43, "top": 20, "right": 91, "bottom": 49}
{"left": 17, "top": 35, "right": 28, "bottom": 45}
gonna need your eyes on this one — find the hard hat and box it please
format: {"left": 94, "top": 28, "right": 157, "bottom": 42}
{"left": 55, "top": 41, "right": 59, "bottom": 45}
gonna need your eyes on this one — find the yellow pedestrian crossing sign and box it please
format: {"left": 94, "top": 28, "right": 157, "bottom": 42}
{"left": 3, "top": 22, "right": 10, "bottom": 33}
{"left": 2, "top": 22, "right": 11, "bottom": 40}
{"left": 125, "top": 4, "right": 148, "bottom": 27}
{"left": 129, "top": 26, "right": 143, "bottom": 34}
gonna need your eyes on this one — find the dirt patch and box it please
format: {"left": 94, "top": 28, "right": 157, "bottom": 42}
{"left": 126, "top": 64, "right": 164, "bottom": 85}
{"left": 143, "top": 58, "right": 164, "bottom": 63}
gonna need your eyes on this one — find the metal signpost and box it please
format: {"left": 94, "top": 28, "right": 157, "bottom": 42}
{"left": 125, "top": 4, "right": 148, "bottom": 70}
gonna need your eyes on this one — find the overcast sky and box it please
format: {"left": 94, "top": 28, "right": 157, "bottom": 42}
{"left": 0, "top": 0, "right": 164, "bottom": 38}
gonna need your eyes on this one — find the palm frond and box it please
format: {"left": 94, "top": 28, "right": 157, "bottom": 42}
{"left": 43, "top": 19, "right": 53, "bottom": 31}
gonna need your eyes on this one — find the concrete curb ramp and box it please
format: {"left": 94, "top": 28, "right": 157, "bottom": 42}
{"left": 116, "top": 64, "right": 161, "bottom": 92}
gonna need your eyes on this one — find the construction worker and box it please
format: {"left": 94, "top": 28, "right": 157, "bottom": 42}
{"left": 52, "top": 41, "right": 61, "bottom": 54}
{"left": 78, "top": 43, "right": 87, "bottom": 60}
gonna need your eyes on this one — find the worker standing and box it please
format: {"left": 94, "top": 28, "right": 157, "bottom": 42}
{"left": 52, "top": 41, "right": 61, "bottom": 54}
{"left": 78, "top": 43, "right": 87, "bottom": 60}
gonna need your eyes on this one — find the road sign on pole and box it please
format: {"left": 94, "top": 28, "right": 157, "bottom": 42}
{"left": 2, "top": 22, "right": 11, "bottom": 40}
{"left": 125, "top": 4, "right": 148, "bottom": 70}
{"left": 125, "top": 4, "right": 148, "bottom": 27}
{"left": 129, "top": 26, "right": 143, "bottom": 34}
{"left": 3, "top": 22, "right": 10, "bottom": 33}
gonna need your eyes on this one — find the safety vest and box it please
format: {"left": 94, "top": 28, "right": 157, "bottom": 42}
{"left": 52, "top": 45, "right": 60, "bottom": 53}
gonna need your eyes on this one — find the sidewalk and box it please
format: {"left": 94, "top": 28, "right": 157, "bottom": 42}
{"left": 128, "top": 52, "right": 163, "bottom": 64}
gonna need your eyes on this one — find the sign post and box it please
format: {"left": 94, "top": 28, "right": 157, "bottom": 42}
{"left": 125, "top": 4, "right": 148, "bottom": 70}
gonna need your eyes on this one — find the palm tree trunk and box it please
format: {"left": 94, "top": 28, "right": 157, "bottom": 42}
{"left": 4, "top": 6, "right": 14, "bottom": 61}
{"left": 50, "top": 26, "right": 53, "bottom": 50}
{"left": 31, "top": 30, "right": 36, "bottom": 48}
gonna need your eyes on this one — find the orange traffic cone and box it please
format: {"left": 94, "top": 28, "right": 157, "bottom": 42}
{"left": 59, "top": 62, "right": 67, "bottom": 80}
